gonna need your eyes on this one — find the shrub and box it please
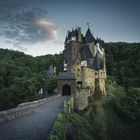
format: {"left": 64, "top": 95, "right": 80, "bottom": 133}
{"left": 117, "top": 88, "right": 140, "bottom": 122}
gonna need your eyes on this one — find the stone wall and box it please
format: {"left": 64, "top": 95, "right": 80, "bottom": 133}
{"left": 0, "top": 94, "right": 60, "bottom": 123}
{"left": 95, "top": 70, "right": 106, "bottom": 96}
{"left": 74, "top": 88, "right": 88, "bottom": 110}
{"left": 81, "top": 67, "right": 95, "bottom": 95}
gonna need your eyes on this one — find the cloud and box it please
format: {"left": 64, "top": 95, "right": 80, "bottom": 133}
{"left": 0, "top": 0, "right": 62, "bottom": 52}
{"left": 25, "top": 40, "right": 64, "bottom": 56}
{"left": 36, "top": 18, "right": 59, "bottom": 40}
{"left": 4, "top": 39, "right": 27, "bottom": 52}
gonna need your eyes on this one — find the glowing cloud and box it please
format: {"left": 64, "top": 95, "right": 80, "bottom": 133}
{"left": 36, "top": 18, "right": 59, "bottom": 40}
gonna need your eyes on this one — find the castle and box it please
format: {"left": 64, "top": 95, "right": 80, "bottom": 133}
{"left": 57, "top": 26, "right": 106, "bottom": 110}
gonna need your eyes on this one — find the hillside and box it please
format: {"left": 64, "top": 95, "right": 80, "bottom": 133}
{"left": 0, "top": 49, "right": 63, "bottom": 110}
{"left": 0, "top": 42, "right": 140, "bottom": 111}
{"left": 49, "top": 85, "right": 140, "bottom": 140}
{"left": 104, "top": 42, "right": 140, "bottom": 88}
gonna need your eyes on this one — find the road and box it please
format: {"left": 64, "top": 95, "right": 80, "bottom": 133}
{"left": 0, "top": 96, "right": 68, "bottom": 140}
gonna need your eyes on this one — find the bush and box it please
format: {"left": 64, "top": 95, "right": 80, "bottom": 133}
{"left": 117, "top": 88, "right": 140, "bottom": 122}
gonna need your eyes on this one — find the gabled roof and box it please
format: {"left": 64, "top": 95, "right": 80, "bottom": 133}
{"left": 57, "top": 72, "right": 76, "bottom": 80}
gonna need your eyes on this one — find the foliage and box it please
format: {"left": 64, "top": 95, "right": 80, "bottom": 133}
{"left": 96, "top": 86, "right": 140, "bottom": 140}
{"left": 104, "top": 42, "right": 140, "bottom": 88}
{"left": 49, "top": 101, "right": 96, "bottom": 140}
{"left": 1, "top": 41, "right": 140, "bottom": 114}
{"left": 49, "top": 84, "right": 140, "bottom": 140}
{"left": 46, "top": 78, "right": 57, "bottom": 94}
{"left": 48, "top": 113, "right": 67, "bottom": 140}
{"left": 116, "top": 88, "right": 140, "bottom": 122}
{"left": 67, "top": 113, "right": 95, "bottom": 140}
{"left": 0, "top": 49, "right": 63, "bottom": 110}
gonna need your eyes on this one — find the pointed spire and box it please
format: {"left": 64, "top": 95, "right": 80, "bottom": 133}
{"left": 85, "top": 24, "right": 96, "bottom": 43}
{"left": 86, "top": 28, "right": 92, "bottom": 37}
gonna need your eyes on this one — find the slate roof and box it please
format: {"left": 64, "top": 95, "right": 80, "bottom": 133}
{"left": 81, "top": 45, "right": 92, "bottom": 60}
{"left": 92, "top": 52, "right": 104, "bottom": 70}
{"left": 57, "top": 72, "right": 76, "bottom": 80}
{"left": 85, "top": 28, "right": 96, "bottom": 43}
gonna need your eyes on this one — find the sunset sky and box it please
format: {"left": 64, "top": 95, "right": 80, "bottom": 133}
{"left": 0, "top": 0, "right": 139, "bottom": 56}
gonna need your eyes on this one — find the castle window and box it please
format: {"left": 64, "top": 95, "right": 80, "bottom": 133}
{"left": 77, "top": 81, "right": 82, "bottom": 88}
{"left": 77, "top": 74, "right": 79, "bottom": 77}
{"left": 101, "top": 72, "right": 102, "bottom": 75}
{"left": 78, "top": 69, "right": 80, "bottom": 71}
{"left": 95, "top": 72, "right": 97, "bottom": 75}
{"left": 74, "top": 69, "right": 75, "bottom": 71}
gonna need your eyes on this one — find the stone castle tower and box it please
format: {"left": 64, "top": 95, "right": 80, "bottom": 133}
{"left": 57, "top": 27, "right": 106, "bottom": 110}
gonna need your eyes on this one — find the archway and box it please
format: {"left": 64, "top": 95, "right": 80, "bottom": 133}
{"left": 62, "top": 84, "right": 71, "bottom": 96}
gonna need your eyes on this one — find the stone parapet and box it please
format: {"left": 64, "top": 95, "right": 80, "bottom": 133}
{"left": 0, "top": 94, "right": 60, "bottom": 123}
{"left": 74, "top": 88, "right": 88, "bottom": 110}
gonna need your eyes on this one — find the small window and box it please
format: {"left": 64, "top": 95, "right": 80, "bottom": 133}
{"left": 78, "top": 69, "right": 80, "bottom": 71}
{"left": 95, "top": 72, "right": 97, "bottom": 75}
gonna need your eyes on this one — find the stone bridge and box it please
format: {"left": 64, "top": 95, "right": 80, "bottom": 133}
{"left": 0, "top": 96, "right": 69, "bottom": 140}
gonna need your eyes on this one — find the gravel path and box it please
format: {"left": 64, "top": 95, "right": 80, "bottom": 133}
{"left": 0, "top": 96, "right": 68, "bottom": 140}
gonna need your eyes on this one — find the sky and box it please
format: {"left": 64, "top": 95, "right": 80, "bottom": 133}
{"left": 0, "top": 0, "right": 140, "bottom": 56}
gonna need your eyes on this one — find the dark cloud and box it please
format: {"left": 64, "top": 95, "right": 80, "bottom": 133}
{"left": 0, "top": 0, "right": 59, "bottom": 51}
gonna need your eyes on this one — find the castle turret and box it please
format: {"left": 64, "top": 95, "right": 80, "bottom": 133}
{"left": 77, "top": 27, "right": 82, "bottom": 42}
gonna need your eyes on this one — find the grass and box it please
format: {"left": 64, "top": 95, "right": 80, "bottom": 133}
{"left": 88, "top": 86, "right": 140, "bottom": 140}
{"left": 48, "top": 113, "right": 67, "bottom": 140}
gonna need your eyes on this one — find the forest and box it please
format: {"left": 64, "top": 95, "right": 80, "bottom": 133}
{"left": 0, "top": 49, "right": 63, "bottom": 110}
{"left": 0, "top": 42, "right": 140, "bottom": 111}
{"left": 104, "top": 42, "right": 140, "bottom": 88}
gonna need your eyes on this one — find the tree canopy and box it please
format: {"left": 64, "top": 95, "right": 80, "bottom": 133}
{"left": 104, "top": 42, "right": 140, "bottom": 88}
{"left": 0, "top": 49, "right": 63, "bottom": 110}
{"left": 0, "top": 42, "right": 140, "bottom": 110}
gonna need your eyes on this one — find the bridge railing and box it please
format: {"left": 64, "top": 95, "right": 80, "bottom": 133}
{"left": 0, "top": 94, "right": 60, "bottom": 123}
